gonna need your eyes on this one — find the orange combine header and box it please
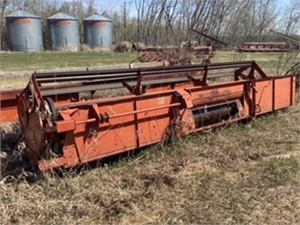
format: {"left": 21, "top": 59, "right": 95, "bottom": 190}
{"left": 0, "top": 61, "right": 297, "bottom": 171}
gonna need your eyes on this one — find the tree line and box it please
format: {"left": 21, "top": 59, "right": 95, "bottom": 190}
{"left": 0, "top": 0, "right": 299, "bottom": 50}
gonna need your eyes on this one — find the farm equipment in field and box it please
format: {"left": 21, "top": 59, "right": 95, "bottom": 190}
{"left": 137, "top": 47, "right": 203, "bottom": 66}
{"left": 237, "top": 42, "right": 290, "bottom": 52}
{"left": 136, "top": 45, "right": 213, "bottom": 66}
{"left": 188, "top": 28, "right": 229, "bottom": 48}
{"left": 0, "top": 61, "right": 297, "bottom": 172}
{"left": 135, "top": 28, "right": 225, "bottom": 65}
{"left": 136, "top": 47, "right": 190, "bottom": 65}
{"left": 187, "top": 27, "right": 229, "bottom": 63}
{"left": 270, "top": 29, "right": 300, "bottom": 50}
{"left": 238, "top": 30, "right": 300, "bottom": 52}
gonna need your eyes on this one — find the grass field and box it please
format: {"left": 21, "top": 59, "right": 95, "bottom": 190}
{"left": 0, "top": 51, "right": 137, "bottom": 71}
{"left": 0, "top": 50, "right": 299, "bottom": 89}
{"left": 0, "top": 50, "right": 299, "bottom": 224}
{"left": 0, "top": 50, "right": 298, "bottom": 72}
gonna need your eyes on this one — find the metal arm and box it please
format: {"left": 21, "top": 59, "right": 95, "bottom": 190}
{"left": 189, "top": 27, "right": 229, "bottom": 47}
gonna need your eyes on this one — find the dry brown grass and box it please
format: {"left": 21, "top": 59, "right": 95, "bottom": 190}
{"left": 0, "top": 107, "right": 299, "bottom": 224}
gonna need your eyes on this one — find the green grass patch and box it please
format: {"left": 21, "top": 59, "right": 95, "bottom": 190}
{"left": 0, "top": 50, "right": 298, "bottom": 73}
{"left": 0, "top": 51, "right": 137, "bottom": 72}
{"left": 212, "top": 51, "right": 299, "bottom": 75}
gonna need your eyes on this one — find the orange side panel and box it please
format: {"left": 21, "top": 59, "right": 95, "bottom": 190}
{"left": 255, "top": 76, "right": 295, "bottom": 115}
{"left": 255, "top": 79, "right": 273, "bottom": 115}
{"left": 76, "top": 102, "right": 136, "bottom": 162}
{"left": 186, "top": 82, "right": 247, "bottom": 107}
{"left": 0, "top": 89, "right": 21, "bottom": 123}
{"left": 274, "top": 77, "right": 294, "bottom": 110}
{"left": 66, "top": 92, "right": 176, "bottom": 164}
{"left": 0, "top": 103, "right": 19, "bottom": 123}
{"left": 136, "top": 94, "right": 173, "bottom": 145}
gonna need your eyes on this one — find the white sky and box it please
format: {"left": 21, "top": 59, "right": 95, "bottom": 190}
{"left": 62, "top": 0, "right": 291, "bottom": 19}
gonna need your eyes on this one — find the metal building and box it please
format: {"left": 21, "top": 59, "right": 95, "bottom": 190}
{"left": 83, "top": 14, "right": 112, "bottom": 51}
{"left": 5, "top": 10, "right": 44, "bottom": 52}
{"left": 47, "top": 12, "right": 80, "bottom": 51}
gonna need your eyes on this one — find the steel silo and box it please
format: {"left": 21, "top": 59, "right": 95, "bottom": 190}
{"left": 5, "top": 10, "right": 44, "bottom": 52}
{"left": 83, "top": 14, "right": 112, "bottom": 51}
{"left": 47, "top": 12, "right": 80, "bottom": 51}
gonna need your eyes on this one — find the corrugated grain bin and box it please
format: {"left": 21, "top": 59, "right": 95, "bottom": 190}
{"left": 83, "top": 14, "right": 112, "bottom": 51}
{"left": 5, "top": 10, "right": 44, "bottom": 52}
{"left": 47, "top": 12, "right": 80, "bottom": 51}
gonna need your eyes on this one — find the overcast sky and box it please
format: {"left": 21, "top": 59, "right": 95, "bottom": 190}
{"left": 62, "top": 0, "right": 290, "bottom": 18}
{"left": 92, "top": 0, "right": 137, "bottom": 16}
{"left": 92, "top": 0, "right": 288, "bottom": 15}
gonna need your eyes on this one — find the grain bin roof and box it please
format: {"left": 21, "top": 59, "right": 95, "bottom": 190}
{"left": 6, "top": 10, "right": 40, "bottom": 18}
{"left": 84, "top": 14, "right": 112, "bottom": 22}
{"left": 48, "top": 12, "right": 78, "bottom": 20}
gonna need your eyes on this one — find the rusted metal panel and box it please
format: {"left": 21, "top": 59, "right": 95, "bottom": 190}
{"left": 237, "top": 42, "right": 290, "bottom": 52}
{"left": 270, "top": 29, "right": 300, "bottom": 50}
{"left": 0, "top": 89, "right": 21, "bottom": 123}
{"left": 137, "top": 45, "right": 213, "bottom": 65}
